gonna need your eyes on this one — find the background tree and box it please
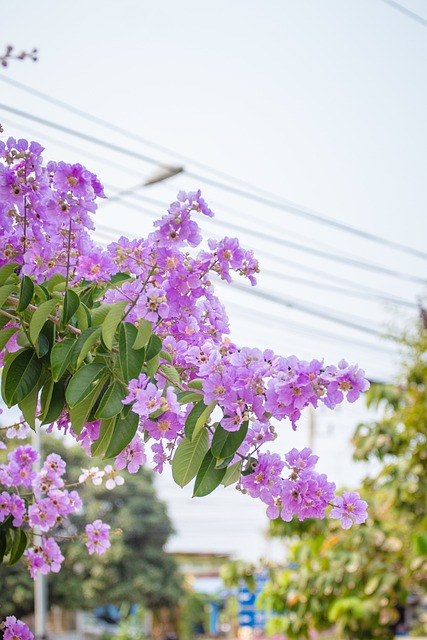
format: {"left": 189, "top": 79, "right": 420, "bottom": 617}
{"left": 224, "top": 312, "right": 427, "bottom": 640}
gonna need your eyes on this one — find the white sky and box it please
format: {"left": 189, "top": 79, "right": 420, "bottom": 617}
{"left": 1, "top": 0, "right": 426, "bottom": 561}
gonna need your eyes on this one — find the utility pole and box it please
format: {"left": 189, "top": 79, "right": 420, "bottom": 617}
{"left": 308, "top": 405, "right": 315, "bottom": 452}
{"left": 32, "top": 427, "right": 48, "bottom": 640}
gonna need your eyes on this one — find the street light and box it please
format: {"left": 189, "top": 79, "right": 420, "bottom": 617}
{"left": 143, "top": 165, "right": 183, "bottom": 186}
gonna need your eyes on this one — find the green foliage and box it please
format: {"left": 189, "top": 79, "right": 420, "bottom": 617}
{"left": 172, "top": 430, "right": 210, "bottom": 487}
{"left": 231, "top": 312, "right": 427, "bottom": 640}
{"left": 0, "top": 267, "right": 266, "bottom": 564}
{"left": 211, "top": 421, "right": 248, "bottom": 459}
{"left": 0, "top": 275, "right": 163, "bottom": 460}
{"left": 193, "top": 450, "right": 227, "bottom": 497}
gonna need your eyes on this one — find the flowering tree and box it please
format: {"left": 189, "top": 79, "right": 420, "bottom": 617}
{"left": 0, "top": 135, "right": 369, "bottom": 639}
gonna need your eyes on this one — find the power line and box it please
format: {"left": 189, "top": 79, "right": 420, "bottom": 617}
{"left": 225, "top": 300, "right": 395, "bottom": 355}
{"left": 0, "top": 103, "right": 161, "bottom": 168}
{"left": 380, "top": 0, "right": 427, "bottom": 27}
{"left": 2, "top": 81, "right": 427, "bottom": 260}
{"left": 2, "top": 113, "right": 424, "bottom": 302}
{"left": 96, "top": 186, "right": 420, "bottom": 308}
{"left": 228, "top": 282, "right": 387, "bottom": 338}
{"left": 258, "top": 268, "right": 418, "bottom": 309}
{"left": 0, "top": 74, "right": 272, "bottom": 193}
{"left": 8, "top": 115, "right": 418, "bottom": 300}
{"left": 185, "top": 169, "right": 427, "bottom": 261}
{"left": 92, "top": 218, "right": 387, "bottom": 339}
{"left": 104, "top": 183, "right": 427, "bottom": 285}
{"left": 95, "top": 217, "right": 417, "bottom": 310}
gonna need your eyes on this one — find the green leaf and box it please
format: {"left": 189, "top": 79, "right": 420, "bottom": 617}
{"left": 414, "top": 533, "right": 427, "bottom": 556}
{"left": 91, "top": 304, "right": 112, "bottom": 326}
{"left": 91, "top": 417, "right": 117, "bottom": 457}
{"left": 0, "top": 262, "right": 20, "bottom": 286}
{"left": 50, "top": 338, "right": 76, "bottom": 381}
{"left": 18, "top": 383, "right": 40, "bottom": 430}
{"left": 2, "top": 349, "right": 42, "bottom": 407}
{"left": 193, "top": 449, "right": 227, "bottom": 497}
{"left": 46, "top": 272, "right": 66, "bottom": 292}
{"left": 222, "top": 461, "right": 242, "bottom": 487}
{"left": 0, "top": 327, "right": 18, "bottom": 352}
{"left": 40, "top": 379, "right": 66, "bottom": 425}
{"left": 70, "top": 326, "right": 101, "bottom": 369}
{"left": 159, "top": 349, "right": 173, "bottom": 363}
{"left": 0, "top": 283, "right": 18, "bottom": 309}
{"left": 69, "top": 376, "right": 107, "bottom": 435}
{"left": 8, "top": 528, "right": 27, "bottom": 566}
{"left": 17, "top": 331, "right": 31, "bottom": 348}
{"left": 62, "top": 289, "right": 80, "bottom": 325}
{"left": 110, "top": 272, "right": 132, "bottom": 285}
{"left": 214, "top": 455, "right": 234, "bottom": 469}
{"left": 172, "top": 429, "right": 209, "bottom": 488}
{"left": 104, "top": 410, "right": 139, "bottom": 458}
{"left": 185, "top": 400, "right": 217, "bottom": 440}
{"left": 241, "top": 456, "right": 257, "bottom": 476}
{"left": 0, "top": 530, "right": 7, "bottom": 564}
{"left": 74, "top": 302, "right": 90, "bottom": 331}
{"left": 101, "top": 301, "right": 127, "bottom": 351}
{"left": 133, "top": 318, "right": 152, "bottom": 350}
{"left": 177, "top": 390, "right": 204, "bottom": 405}
{"left": 34, "top": 284, "right": 48, "bottom": 303}
{"left": 29, "top": 299, "right": 57, "bottom": 345}
{"left": 40, "top": 375, "right": 54, "bottom": 417}
{"left": 35, "top": 332, "right": 50, "bottom": 359}
{"left": 188, "top": 378, "right": 204, "bottom": 390}
{"left": 94, "top": 380, "right": 126, "bottom": 419}
{"left": 79, "top": 285, "right": 95, "bottom": 309}
{"left": 159, "top": 364, "right": 181, "bottom": 386}
{"left": 146, "top": 353, "right": 160, "bottom": 378}
{"left": 145, "top": 334, "right": 162, "bottom": 361}
{"left": 17, "top": 275, "right": 34, "bottom": 312}
{"left": 65, "top": 363, "right": 107, "bottom": 407}
{"left": 0, "top": 313, "right": 11, "bottom": 330}
{"left": 119, "top": 322, "right": 146, "bottom": 383}
{"left": 211, "top": 421, "right": 249, "bottom": 459}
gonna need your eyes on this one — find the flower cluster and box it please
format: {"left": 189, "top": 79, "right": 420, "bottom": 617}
{"left": 0, "top": 137, "right": 105, "bottom": 283}
{"left": 0, "top": 136, "right": 372, "bottom": 634}
{"left": 0, "top": 443, "right": 112, "bottom": 581}
{"left": 1, "top": 616, "right": 33, "bottom": 640}
{"left": 85, "top": 519, "right": 111, "bottom": 555}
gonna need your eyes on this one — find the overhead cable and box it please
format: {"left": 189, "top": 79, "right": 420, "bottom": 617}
{"left": 380, "top": 0, "right": 427, "bottom": 27}
{"left": 1, "top": 86, "right": 427, "bottom": 260}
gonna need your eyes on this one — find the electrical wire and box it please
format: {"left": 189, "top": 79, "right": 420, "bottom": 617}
{"left": 9, "top": 116, "right": 415, "bottom": 306}
{"left": 227, "top": 282, "right": 389, "bottom": 338}
{"left": 93, "top": 220, "right": 388, "bottom": 340}
{"left": 100, "top": 182, "right": 427, "bottom": 285}
{"left": 95, "top": 217, "right": 417, "bottom": 310}
{"left": 379, "top": 0, "right": 427, "bottom": 27}
{"left": 225, "top": 300, "right": 396, "bottom": 355}
{"left": 95, "top": 197, "right": 420, "bottom": 309}
{"left": 0, "top": 112, "right": 420, "bottom": 338}
{"left": 1, "top": 88, "right": 427, "bottom": 260}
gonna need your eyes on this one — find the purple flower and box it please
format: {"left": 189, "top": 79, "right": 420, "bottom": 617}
{"left": 3, "top": 616, "right": 34, "bottom": 640}
{"left": 8, "top": 493, "right": 26, "bottom": 526}
{"left": 85, "top": 519, "right": 111, "bottom": 556}
{"left": 115, "top": 436, "right": 147, "bottom": 474}
{"left": 330, "top": 491, "right": 368, "bottom": 529}
{"left": 24, "top": 537, "right": 64, "bottom": 579}
{"left": 241, "top": 452, "right": 285, "bottom": 498}
{"left": 77, "top": 248, "right": 117, "bottom": 282}
{"left": 285, "top": 448, "right": 319, "bottom": 473}
{"left": 151, "top": 442, "right": 167, "bottom": 473}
